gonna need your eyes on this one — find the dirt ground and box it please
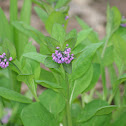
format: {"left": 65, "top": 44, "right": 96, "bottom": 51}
{"left": 0, "top": 0, "right": 126, "bottom": 95}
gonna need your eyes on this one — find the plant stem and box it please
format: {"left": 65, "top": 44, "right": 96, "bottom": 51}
{"left": 65, "top": 73, "right": 72, "bottom": 126}
{"left": 101, "top": 36, "right": 110, "bottom": 58}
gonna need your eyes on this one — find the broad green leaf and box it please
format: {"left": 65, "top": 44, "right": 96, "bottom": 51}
{"left": 72, "top": 43, "right": 86, "bottom": 55}
{"left": 21, "top": 42, "right": 41, "bottom": 80}
{"left": 2, "top": 39, "right": 16, "bottom": 58}
{"left": 32, "top": 0, "right": 53, "bottom": 14}
{"left": 84, "top": 63, "right": 100, "bottom": 92}
{"left": 65, "top": 29, "right": 77, "bottom": 40}
{"left": 21, "top": 102, "right": 59, "bottom": 126}
{"left": 34, "top": 6, "right": 48, "bottom": 24}
{"left": 39, "top": 68, "right": 57, "bottom": 83}
{"left": 17, "top": 74, "right": 37, "bottom": 100}
{"left": 44, "top": 57, "right": 60, "bottom": 68}
{"left": 70, "top": 65, "right": 93, "bottom": 103}
{"left": 55, "top": 0, "right": 70, "bottom": 9}
{"left": 45, "top": 11, "right": 65, "bottom": 34}
{"left": 51, "top": 24, "right": 66, "bottom": 46}
{"left": 76, "top": 29, "right": 92, "bottom": 46}
{"left": 111, "top": 27, "right": 126, "bottom": 64}
{"left": 62, "top": 62, "right": 72, "bottom": 74}
{"left": 63, "top": 37, "right": 77, "bottom": 49}
{"left": 106, "top": 5, "right": 121, "bottom": 36}
{"left": 111, "top": 111, "right": 126, "bottom": 126}
{"left": 39, "top": 89, "right": 65, "bottom": 115}
{"left": 101, "top": 45, "right": 114, "bottom": 66}
{"left": 76, "top": 17, "right": 99, "bottom": 43}
{"left": 44, "top": 36, "right": 60, "bottom": 52}
{"left": 77, "top": 100, "right": 117, "bottom": 122}
{"left": 12, "top": 21, "right": 45, "bottom": 44}
{"left": 35, "top": 80, "right": 62, "bottom": 89}
{"left": 78, "top": 114, "right": 111, "bottom": 126}
{"left": 72, "top": 42, "right": 103, "bottom": 80}
{"left": 0, "top": 87, "right": 32, "bottom": 103}
{"left": 23, "top": 52, "right": 47, "bottom": 64}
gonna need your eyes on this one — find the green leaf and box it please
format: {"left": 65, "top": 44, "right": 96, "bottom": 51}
{"left": 101, "top": 45, "right": 114, "bottom": 66}
{"left": 0, "top": 8, "right": 13, "bottom": 43}
{"left": 21, "top": 102, "right": 59, "bottom": 126}
{"left": 0, "top": 87, "right": 32, "bottom": 103}
{"left": 23, "top": 52, "right": 47, "bottom": 64}
{"left": 111, "top": 111, "right": 126, "bottom": 126}
{"left": 35, "top": 80, "right": 62, "bottom": 89}
{"left": 51, "top": 24, "right": 66, "bottom": 46}
{"left": 65, "top": 29, "right": 77, "bottom": 40}
{"left": 17, "top": 74, "right": 37, "bottom": 100}
{"left": 106, "top": 5, "right": 121, "bottom": 36}
{"left": 76, "top": 29, "right": 92, "bottom": 46}
{"left": 72, "top": 42, "right": 103, "bottom": 80}
{"left": 77, "top": 99, "right": 117, "bottom": 122}
{"left": 12, "top": 21, "right": 45, "bottom": 44}
{"left": 70, "top": 65, "right": 93, "bottom": 103}
{"left": 84, "top": 63, "right": 100, "bottom": 92}
{"left": 63, "top": 37, "right": 77, "bottom": 50}
{"left": 34, "top": 6, "right": 48, "bottom": 24}
{"left": 45, "top": 11, "right": 65, "bottom": 34}
{"left": 17, "top": 0, "right": 32, "bottom": 58}
{"left": 2, "top": 39, "right": 16, "bottom": 58}
{"left": 78, "top": 114, "right": 111, "bottom": 126}
{"left": 44, "top": 36, "right": 60, "bottom": 52}
{"left": 21, "top": 42, "right": 41, "bottom": 80}
{"left": 32, "top": 0, "right": 53, "bottom": 14}
{"left": 55, "top": 0, "right": 70, "bottom": 9}
{"left": 62, "top": 62, "right": 72, "bottom": 74}
{"left": 44, "top": 57, "right": 60, "bottom": 68}
{"left": 39, "top": 89, "right": 65, "bottom": 115}
{"left": 39, "top": 68, "right": 57, "bottom": 83}
{"left": 76, "top": 17, "right": 99, "bottom": 43}
{"left": 111, "top": 27, "right": 126, "bottom": 65}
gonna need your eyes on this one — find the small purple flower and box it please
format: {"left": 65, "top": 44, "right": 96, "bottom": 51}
{"left": 121, "top": 23, "right": 126, "bottom": 27}
{"left": 0, "top": 53, "right": 12, "bottom": 69}
{"left": 62, "top": 24, "right": 64, "bottom": 27}
{"left": 56, "top": 47, "right": 60, "bottom": 49}
{"left": 52, "top": 44, "right": 74, "bottom": 64}
{"left": 65, "top": 16, "right": 69, "bottom": 20}
{"left": 1, "top": 108, "right": 12, "bottom": 124}
{"left": 121, "top": 16, "right": 126, "bottom": 27}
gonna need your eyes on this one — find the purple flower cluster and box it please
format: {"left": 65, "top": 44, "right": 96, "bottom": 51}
{"left": 52, "top": 44, "right": 74, "bottom": 64}
{"left": 0, "top": 53, "right": 12, "bottom": 69}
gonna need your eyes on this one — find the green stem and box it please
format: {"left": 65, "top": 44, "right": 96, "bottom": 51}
{"left": 65, "top": 73, "right": 72, "bottom": 126}
{"left": 101, "top": 36, "right": 110, "bottom": 58}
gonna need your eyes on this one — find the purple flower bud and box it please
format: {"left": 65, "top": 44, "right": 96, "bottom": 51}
{"left": 4, "top": 59, "right": 7, "bottom": 62}
{"left": 55, "top": 50, "right": 58, "bottom": 54}
{"left": 52, "top": 53, "right": 55, "bottom": 57}
{"left": 3, "top": 53, "right": 6, "bottom": 56}
{"left": 1, "top": 116, "right": 9, "bottom": 124}
{"left": 58, "top": 60, "right": 62, "bottom": 64}
{"left": 66, "top": 44, "right": 69, "bottom": 47}
{"left": 56, "top": 47, "right": 60, "bottom": 49}
{"left": 9, "top": 57, "right": 13, "bottom": 61}
{"left": 62, "top": 24, "right": 64, "bottom": 27}
{"left": 65, "top": 16, "right": 69, "bottom": 20}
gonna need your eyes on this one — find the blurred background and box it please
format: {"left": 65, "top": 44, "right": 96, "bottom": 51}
{"left": 0, "top": 0, "right": 126, "bottom": 94}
